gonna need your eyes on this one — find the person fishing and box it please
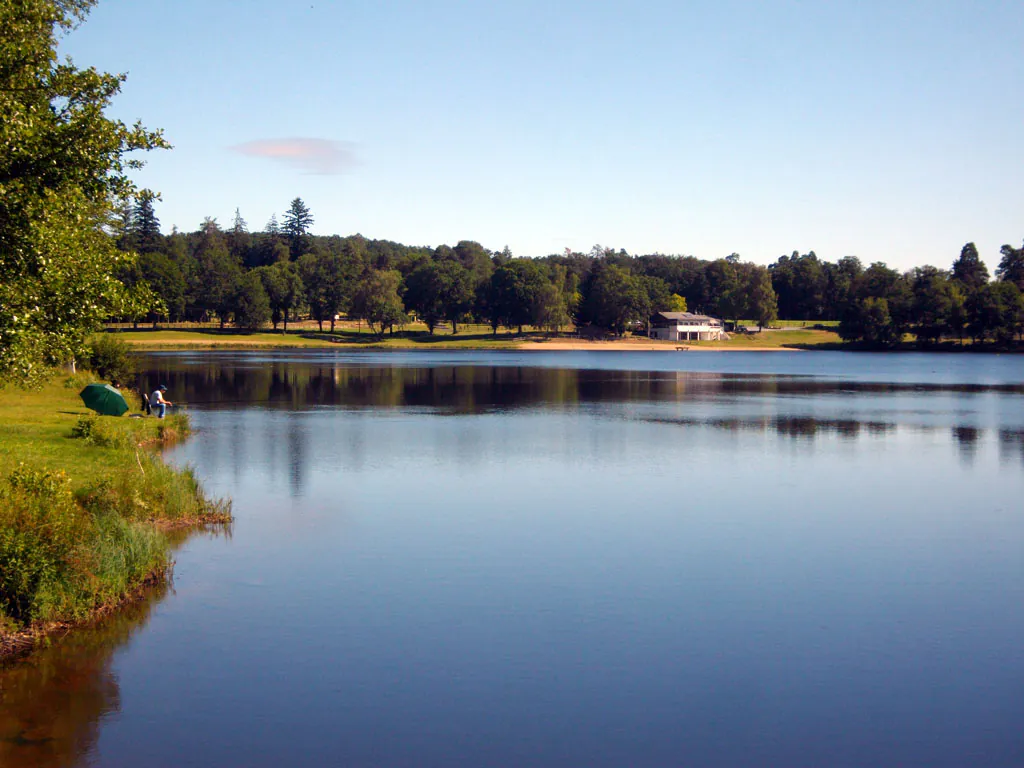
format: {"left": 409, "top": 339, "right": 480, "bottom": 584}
{"left": 150, "top": 384, "right": 173, "bottom": 418}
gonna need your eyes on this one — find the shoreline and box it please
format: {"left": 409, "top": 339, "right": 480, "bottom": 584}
{"left": 116, "top": 332, "right": 819, "bottom": 353}
{"left": 114, "top": 330, "right": 1021, "bottom": 354}
{"left": 106, "top": 324, "right": 844, "bottom": 353}
{"left": 0, "top": 378, "right": 231, "bottom": 662}
{"left": 1, "top": 513, "right": 231, "bottom": 663}
{"left": 128, "top": 340, "right": 803, "bottom": 352}
{"left": 0, "top": 571, "right": 166, "bottom": 662}
{"left": 514, "top": 341, "right": 800, "bottom": 352}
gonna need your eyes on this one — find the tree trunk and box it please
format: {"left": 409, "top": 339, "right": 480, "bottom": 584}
{"left": 317, "top": 318, "right": 323, "bottom": 332}
{"left": 283, "top": 309, "right": 289, "bottom": 333}
{"left": 452, "top": 319, "right": 458, "bottom": 335}
{"left": 330, "top": 316, "right": 336, "bottom": 333}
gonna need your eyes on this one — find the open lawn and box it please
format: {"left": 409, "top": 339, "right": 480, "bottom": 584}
{"left": 109, "top": 321, "right": 526, "bottom": 349}
{"left": 111, "top": 329, "right": 340, "bottom": 349}
{"left": 109, "top": 323, "right": 843, "bottom": 351}
{"left": 702, "top": 328, "right": 842, "bottom": 348}
{"left": 0, "top": 376, "right": 157, "bottom": 490}
{"left": 764, "top": 319, "right": 840, "bottom": 329}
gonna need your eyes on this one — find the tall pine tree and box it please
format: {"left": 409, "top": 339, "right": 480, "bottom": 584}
{"left": 228, "top": 207, "right": 251, "bottom": 264}
{"left": 132, "top": 191, "right": 162, "bottom": 253}
{"left": 952, "top": 242, "right": 990, "bottom": 291}
{"left": 282, "top": 197, "right": 314, "bottom": 259}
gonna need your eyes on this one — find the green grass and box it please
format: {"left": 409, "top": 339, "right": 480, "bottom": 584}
{"left": 762, "top": 319, "right": 840, "bottom": 329}
{"left": 0, "top": 375, "right": 147, "bottom": 489}
{"left": 109, "top": 323, "right": 842, "bottom": 351}
{"left": 0, "top": 374, "right": 229, "bottom": 640}
{"left": 111, "top": 329, "right": 339, "bottom": 348}
{"left": 701, "top": 328, "right": 842, "bottom": 348}
{"left": 109, "top": 326, "right": 537, "bottom": 350}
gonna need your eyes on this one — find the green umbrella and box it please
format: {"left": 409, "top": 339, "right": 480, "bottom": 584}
{"left": 79, "top": 383, "right": 129, "bottom": 417}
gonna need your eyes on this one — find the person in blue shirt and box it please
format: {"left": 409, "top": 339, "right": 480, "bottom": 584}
{"left": 150, "top": 385, "right": 173, "bottom": 418}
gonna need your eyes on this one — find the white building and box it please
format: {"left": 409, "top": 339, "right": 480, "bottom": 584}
{"left": 649, "top": 311, "right": 726, "bottom": 341}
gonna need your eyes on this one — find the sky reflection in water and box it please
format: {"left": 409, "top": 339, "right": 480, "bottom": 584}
{"left": 3, "top": 351, "right": 1023, "bottom": 767}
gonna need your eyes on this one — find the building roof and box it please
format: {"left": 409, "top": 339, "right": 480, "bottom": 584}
{"left": 652, "top": 311, "right": 721, "bottom": 323}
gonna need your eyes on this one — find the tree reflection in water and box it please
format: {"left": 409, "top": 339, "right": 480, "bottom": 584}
{"left": 0, "top": 527, "right": 228, "bottom": 768}
{"left": 0, "top": 584, "right": 166, "bottom": 768}
{"left": 136, "top": 356, "right": 1024, "bottom": 499}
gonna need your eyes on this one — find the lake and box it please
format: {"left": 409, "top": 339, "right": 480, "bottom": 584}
{"left": 2, "top": 350, "right": 1023, "bottom": 767}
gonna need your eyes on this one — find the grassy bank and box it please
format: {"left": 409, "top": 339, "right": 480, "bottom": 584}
{"left": 0, "top": 374, "right": 229, "bottom": 657}
{"left": 109, "top": 322, "right": 530, "bottom": 349}
{"left": 108, "top": 324, "right": 843, "bottom": 351}
{"left": 688, "top": 328, "right": 841, "bottom": 349}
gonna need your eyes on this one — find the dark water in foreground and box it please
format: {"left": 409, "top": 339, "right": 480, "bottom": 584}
{"left": 3, "top": 351, "right": 1024, "bottom": 767}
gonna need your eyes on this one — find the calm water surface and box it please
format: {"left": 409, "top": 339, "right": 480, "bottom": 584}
{"left": 3, "top": 351, "right": 1023, "bottom": 767}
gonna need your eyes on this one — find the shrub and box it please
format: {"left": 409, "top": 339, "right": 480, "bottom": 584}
{"left": 70, "top": 415, "right": 137, "bottom": 450}
{"left": 0, "top": 465, "right": 92, "bottom": 623}
{"left": 63, "top": 371, "right": 94, "bottom": 389}
{"left": 70, "top": 414, "right": 96, "bottom": 440}
{"left": 86, "top": 334, "right": 135, "bottom": 384}
{"left": 156, "top": 412, "right": 191, "bottom": 442}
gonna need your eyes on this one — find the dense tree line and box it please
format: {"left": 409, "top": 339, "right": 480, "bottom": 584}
{"left": 769, "top": 245, "right": 1023, "bottom": 346}
{"left": 113, "top": 195, "right": 1023, "bottom": 347}
{"left": 113, "top": 200, "right": 782, "bottom": 339}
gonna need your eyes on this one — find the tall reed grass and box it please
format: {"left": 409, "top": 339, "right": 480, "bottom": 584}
{"left": 0, "top": 403, "right": 229, "bottom": 632}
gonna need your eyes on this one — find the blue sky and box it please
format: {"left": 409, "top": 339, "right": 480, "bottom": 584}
{"left": 61, "top": 0, "right": 1023, "bottom": 269}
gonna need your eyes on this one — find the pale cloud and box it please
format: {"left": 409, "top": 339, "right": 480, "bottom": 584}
{"left": 231, "top": 138, "right": 358, "bottom": 175}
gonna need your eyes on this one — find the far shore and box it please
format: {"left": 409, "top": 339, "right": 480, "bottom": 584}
{"left": 515, "top": 340, "right": 800, "bottom": 352}
{"left": 107, "top": 325, "right": 838, "bottom": 352}
{"left": 108, "top": 325, "right": 1024, "bottom": 353}
{"left": 122, "top": 336, "right": 801, "bottom": 352}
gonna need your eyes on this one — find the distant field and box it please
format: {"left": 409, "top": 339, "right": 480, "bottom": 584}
{"left": 736, "top": 319, "right": 840, "bottom": 329}
{"left": 109, "top": 324, "right": 843, "bottom": 351}
{"left": 112, "top": 330, "right": 339, "bottom": 348}
{"left": 109, "top": 327, "right": 524, "bottom": 350}
{"left": 702, "top": 328, "right": 841, "bottom": 348}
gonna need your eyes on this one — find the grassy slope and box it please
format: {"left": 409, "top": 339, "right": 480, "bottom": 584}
{"left": 0, "top": 376, "right": 149, "bottom": 490}
{"left": 695, "top": 328, "right": 841, "bottom": 349}
{"left": 0, "top": 375, "right": 228, "bottom": 644}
